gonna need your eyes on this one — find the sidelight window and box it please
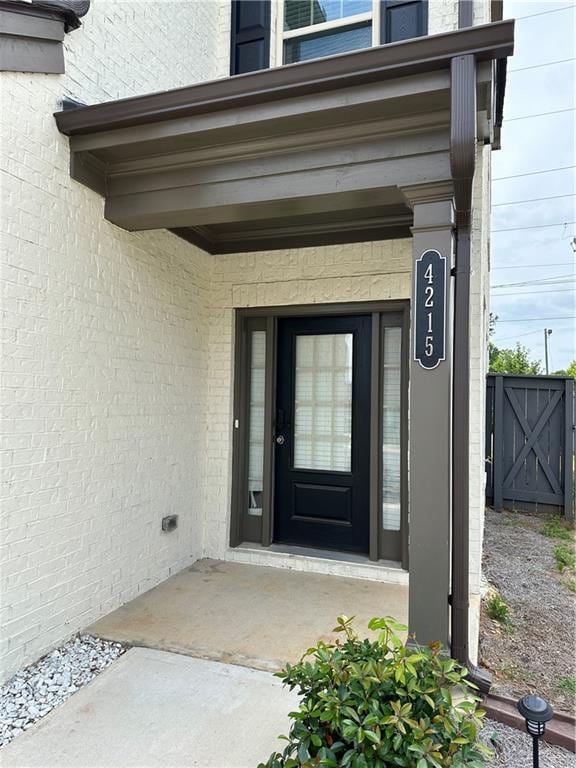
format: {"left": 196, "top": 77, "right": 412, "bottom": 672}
{"left": 382, "top": 326, "right": 402, "bottom": 530}
{"left": 247, "top": 330, "right": 266, "bottom": 516}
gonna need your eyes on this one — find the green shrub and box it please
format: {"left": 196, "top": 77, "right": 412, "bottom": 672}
{"left": 554, "top": 543, "right": 575, "bottom": 572}
{"left": 485, "top": 593, "right": 509, "bottom": 624}
{"left": 258, "top": 616, "right": 491, "bottom": 768}
{"left": 540, "top": 518, "right": 573, "bottom": 541}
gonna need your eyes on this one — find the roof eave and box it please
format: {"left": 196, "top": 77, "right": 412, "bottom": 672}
{"left": 55, "top": 19, "right": 514, "bottom": 137}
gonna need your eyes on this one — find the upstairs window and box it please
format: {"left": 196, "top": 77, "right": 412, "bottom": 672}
{"left": 279, "top": 0, "right": 428, "bottom": 65}
{"left": 282, "top": 0, "right": 374, "bottom": 64}
{"left": 230, "top": 1, "right": 428, "bottom": 75}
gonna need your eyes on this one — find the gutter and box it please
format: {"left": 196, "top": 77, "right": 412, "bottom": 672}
{"left": 449, "top": 5, "right": 512, "bottom": 694}
{"left": 54, "top": 19, "right": 514, "bottom": 136}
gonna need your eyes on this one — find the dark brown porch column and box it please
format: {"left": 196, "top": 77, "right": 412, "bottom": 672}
{"left": 402, "top": 184, "right": 454, "bottom": 648}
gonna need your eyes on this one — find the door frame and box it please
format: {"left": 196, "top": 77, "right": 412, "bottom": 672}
{"left": 230, "top": 300, "right": 410, "bottom": 567}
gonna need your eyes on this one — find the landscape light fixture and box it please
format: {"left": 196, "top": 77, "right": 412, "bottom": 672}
{"left": 517, "top": 694, "right": 554, "bottom": 768}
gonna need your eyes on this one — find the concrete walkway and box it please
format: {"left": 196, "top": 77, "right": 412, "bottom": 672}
{"left": 87, "top": 559, "right": 408, "bottom": 671}
{"left": 0, "top": 648, "right": 299, "bottom": 767}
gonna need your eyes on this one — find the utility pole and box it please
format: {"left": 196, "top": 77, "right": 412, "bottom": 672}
{"left": 544, "top": 328, "right": 552, "bottom": 374}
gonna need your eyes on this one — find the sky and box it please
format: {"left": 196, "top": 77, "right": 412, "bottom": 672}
{"left": 490, "top": 0, "right": 576, "bottom": 371}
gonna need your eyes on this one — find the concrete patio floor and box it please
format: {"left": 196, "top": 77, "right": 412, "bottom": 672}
{"left": 88, "top": 558, "right": 408, "bottom": 671}
{"left": 0, "top": 648, "right": 299, "bottom": 767}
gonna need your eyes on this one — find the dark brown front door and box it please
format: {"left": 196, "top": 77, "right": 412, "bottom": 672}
{"left": 274, "top": 315, "right": 371, "bottom": 554}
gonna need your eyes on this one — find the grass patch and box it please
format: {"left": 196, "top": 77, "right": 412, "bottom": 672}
{"left": 541, "top": 518, "right": 573, "bottom": 541}
{"left": 564, "top": 578, "right": 576, "bottom": 593}
{"left": 557, "top": 676, "right": 576, "bottom": 696}
{"left": 554, "top": 543, "right": 576, "bottom": 572}
{"left": 486, "top": 592, "right": 510, "bottom": 623}
{"left": 500, "top": 663, "right": 518, "bottom": 682}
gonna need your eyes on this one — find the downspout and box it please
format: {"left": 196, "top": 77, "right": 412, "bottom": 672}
{"left": 449, "top": 20, "right": 492, "bottom": 691}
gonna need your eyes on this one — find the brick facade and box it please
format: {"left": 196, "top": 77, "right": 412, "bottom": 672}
{"left": 0, "top": 0, "right": 229, "bottom": 681}
{"left": 1, "top": 0, "right": 490, "bottom": 680}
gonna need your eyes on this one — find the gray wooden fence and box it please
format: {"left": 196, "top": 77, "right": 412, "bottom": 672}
{"left": 486, "top": 374, "right": 575, "bottom": 520}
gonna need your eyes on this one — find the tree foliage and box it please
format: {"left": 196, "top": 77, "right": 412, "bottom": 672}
{"left": 552, "top": 360, "right": 576, "bottom": 378}
{"left": 489, "top": 342, "right": 541, "bottom": 375}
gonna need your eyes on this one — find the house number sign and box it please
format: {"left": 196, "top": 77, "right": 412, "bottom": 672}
{"left": 414, "top": 249, "right": 447, "bottom": 370}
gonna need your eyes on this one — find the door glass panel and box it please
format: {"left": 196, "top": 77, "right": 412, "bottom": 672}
{"left": 294, "top": 333, "right": 353, "bottom": 471}
{"left": 382, "top": 326, "right": 402, "bottom": 530}
{"left": 248, "top": 330, "right": 266, "bottom": 516}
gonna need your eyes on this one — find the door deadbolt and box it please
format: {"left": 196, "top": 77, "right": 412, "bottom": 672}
{"left": 275, "top": 435, "right": 285, "bottom": 445}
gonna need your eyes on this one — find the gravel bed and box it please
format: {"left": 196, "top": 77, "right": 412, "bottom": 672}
{"left": 482, "top": 718, "right": 576, "bottom": 767}
{"left": 479, "top": 508, "right": 576, "bottom": 713}
{"left": 0, "top": 635, "right": 125, "bottom": 748}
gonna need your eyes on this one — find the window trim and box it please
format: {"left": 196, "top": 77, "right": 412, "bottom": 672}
{"left": 230, "top": 300, "right": 409, "bottom": 566}
{"left": 276, "top": 0, "right": 381, "bottom": 66}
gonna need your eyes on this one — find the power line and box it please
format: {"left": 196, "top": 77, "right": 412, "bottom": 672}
{"left": 492, "top": 193, "right": 576, "bottom": 207}
{"left": 491, "top": 262, "right": 575, "bottom": 270}
{"left": 493, "top": 165, "right": 575, "bottom": 181}
{"left": 494, "top": 330, "right": 543, "bottom": 343}
{"left": 514, "top": 5, "right": 575, "bottom": 20}
{"left": 495, "top": 315, "right": 576, "bottom": 322}
{"left": 508, "top": 57, "right": 576, "bottom": 73}
{"left": 494, "top": 279, "right": 576, "bottom": 286}
{"left": 492, "top": 289, "right": 575, "bottom": 296}
{"left": 505, "top": 108, "right": 576, "bottom": 122}
{"left": 492, "top": 221, "right": 576, "bottom": 233}
{"left": 492, "top": 273, "right": 576, "bottom": 288}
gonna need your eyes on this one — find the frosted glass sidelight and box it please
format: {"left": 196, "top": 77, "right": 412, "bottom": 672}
{"left": 382, "top": 327, "right": 402, "bottom": 530}
{"left": 248, "top": 331, "right": 266, "bottom": 516}
{"left": 294, "top": 333, "right": 353, "bottom": 471}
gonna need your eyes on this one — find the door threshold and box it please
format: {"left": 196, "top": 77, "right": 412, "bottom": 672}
{"left": 226, "top": 542, "right": 408, "bottom": 585}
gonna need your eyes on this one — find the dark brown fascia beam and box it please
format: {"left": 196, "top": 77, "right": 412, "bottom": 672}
{"left": 172, "top": 222, "right": 412, "bottom": 255}
{"left": 0, "top": 0, "right": 89, "bottom": 31}
{"left": 103, "top": 151, "right": 450, "bottom": 231}
{"left": 55, "top": 20, "right": 514, "bottom": 137}
{"left": 170, "top": 227, "right": 217, "bottom": 254}
{"left": 0, "top": 1, "right": 66, "bottom": 73}
{"left": 493, "top": 57, "right": 508, "bottom": 150}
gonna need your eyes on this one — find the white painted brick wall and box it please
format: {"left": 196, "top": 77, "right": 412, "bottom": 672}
{"left": 0, "top": 0, "right": 491, "bottom": 680}
{"left": 428, "top": 0, "right": 459, "bottom": 34}
{"left": 0, "top": 0, "right": 228, "bottom": 682}
{"left": 201, "top": 240, "right": 413, "bottom": 560}
{"left": 468, "top": 142, "right": 492, "bottom": 662}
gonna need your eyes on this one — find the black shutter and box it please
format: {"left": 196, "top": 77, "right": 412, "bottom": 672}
{"left": 230, "top": 0, "right": 271, "bottom": 76}
{"left": 380, "top": 0, "right": 428, "bottom": 44}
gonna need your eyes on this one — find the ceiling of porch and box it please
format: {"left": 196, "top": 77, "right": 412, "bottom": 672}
{"left": 55, "top": 21, "right": 514, "bottom": 254}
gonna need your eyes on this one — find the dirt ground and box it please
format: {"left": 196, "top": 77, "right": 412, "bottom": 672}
{"left": 479, "top": 507, "right": 576, "bottom": 714}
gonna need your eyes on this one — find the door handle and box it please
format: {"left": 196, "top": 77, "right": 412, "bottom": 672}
{"left": 275, "top": 435, "right": 285, "bottom": 445}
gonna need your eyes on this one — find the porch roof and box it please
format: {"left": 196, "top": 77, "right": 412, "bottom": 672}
{"left": 55, "top": 20, "right": 514, "bottom": 254}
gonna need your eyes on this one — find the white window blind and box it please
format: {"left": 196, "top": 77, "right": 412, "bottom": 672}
{"left": 247, "top": 331, "right": 266, "bottom": 516}
{"left": 382, "top": 326, "right": 402, "bottom": 530}
{"left": 294, "top": 333, "right": 353, "bottom": 472}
